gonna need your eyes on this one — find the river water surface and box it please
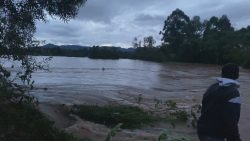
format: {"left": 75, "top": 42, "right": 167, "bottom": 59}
{"left": 29, "top": 56, "right": 250, "bottom": 140}
{"left": 31, "top": 57, "right": 220, "bottom": 104}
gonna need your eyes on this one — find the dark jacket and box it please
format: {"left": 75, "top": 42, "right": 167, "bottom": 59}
{"left": 197, "top": 78, "right": 241, "bottom": 141}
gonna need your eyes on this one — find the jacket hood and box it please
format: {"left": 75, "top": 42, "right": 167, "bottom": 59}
{"left": 216, "top": 77, "right": 240, "bottom": 87}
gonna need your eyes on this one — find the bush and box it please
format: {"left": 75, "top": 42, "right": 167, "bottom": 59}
{"left": 168, "top": 110, "right": 189, "bottom": 122}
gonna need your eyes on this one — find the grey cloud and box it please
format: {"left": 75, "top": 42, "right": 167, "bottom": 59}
{"left": 76, "top": 0, "right": 166, "bottom": 23}
{"left": 134, "top": 14, "right": 165, "bottom": 26}
{"left": 220, "top": 2, "right": 250, "bottom": 27}
{"left": 186, "top": 0, "right": 250, "bottom": 27}
{"left": 47, "top": 25, "right": 81, "bottom": 38}
{"left": 36, "top": 21, "right": 82, "bottom": 40}
{"left": 35, "top": 0, "right": 250, "bottom": 48}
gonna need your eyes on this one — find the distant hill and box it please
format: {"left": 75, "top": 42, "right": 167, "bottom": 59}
{"left": 42, "top": 44, "right": 90, "bottom": 50}
{"left": 41, "top": 43, "right": 135, "bottom": 52}
{"left": 119, "top": 48, "right": 135, "bottom": 53}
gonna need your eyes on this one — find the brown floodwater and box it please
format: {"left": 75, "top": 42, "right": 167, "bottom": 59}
{"left": 29, "top": 56, "right": 250, "bottom": 140}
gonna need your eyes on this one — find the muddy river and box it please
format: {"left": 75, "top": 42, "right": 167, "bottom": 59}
{"left": 28, "top": 56, "right": 250, "bottom": 140}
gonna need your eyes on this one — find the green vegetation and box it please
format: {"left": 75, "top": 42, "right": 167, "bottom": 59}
{"left": 70, "top": 100, "right": 199, "bottom": 130}
{"left": 165, "top": 100, "right": 177, "bottom": 109}
{"left": 0, "top": 101, "right": 85, "bottom": 141}
{"left": 160, "top": 8, "right": 250, "bottom": 66}
{"left": 168, "top": 110, "right": 189, "bottom": 122}
{"left": 132, "top": 47, "right": 167, "bottom": 62}
{"left": 71, "top": 105, "right": 157, "bottom": 129}
{"left": 28, "top": 46, "right": 90, "bottom": 57}
{"left": 88, "top": 46, "right": 120, "bottom": 59}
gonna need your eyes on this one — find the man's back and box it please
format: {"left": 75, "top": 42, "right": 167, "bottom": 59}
{"left": 198, "top": 79, "right": 241, "bottom": 141}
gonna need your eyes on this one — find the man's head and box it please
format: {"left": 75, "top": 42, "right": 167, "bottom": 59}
{"left": 221, "top": 63, "right": 239, "bottom": 80}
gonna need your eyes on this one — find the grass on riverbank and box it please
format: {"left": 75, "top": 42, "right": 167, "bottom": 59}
{"left": 71, "top": 105, "right": 157, "bottom": 129}
{"left": 71, "top": 104, "right": 191, "bottom": 129}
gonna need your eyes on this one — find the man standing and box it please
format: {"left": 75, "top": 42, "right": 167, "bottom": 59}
{"left": 197, "top": 63, "right": 242, "bottom": 141}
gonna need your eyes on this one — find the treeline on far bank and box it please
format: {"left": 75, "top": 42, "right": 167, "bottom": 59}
{"left": 27, "top": 44, "right": 167, "bottom": 62}
{"left": 158, "top": 8, "right": 250, "bottom": 68}
{"left": 28, "top": 9, "right": 250, "bottom": 68}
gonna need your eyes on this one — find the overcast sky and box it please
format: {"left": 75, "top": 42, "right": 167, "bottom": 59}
{"left": 35, "top": 0, "right": 250, "bottom": 48}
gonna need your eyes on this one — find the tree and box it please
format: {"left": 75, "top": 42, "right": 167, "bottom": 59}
{"left": 235, "top": 26, "right": 250, "bottom": 49}
{"left": 132, "top": 37, "right": 139, "bottom": 48}
{"left": 0, "top": 0, "right": 86, "bottom": 87}
{"left": 190, "top": 16, "right": 203, "bottom": 39}
{"left": 181, "top": 16, "right": 204, "bottom": 62}
{"left": 143, "top": 36, "right": 156, "bottom": 48}
{"left": 218, "top": 15, "right": 234, "bottom": 31}
{"left": 132, "top": 37, "right": 142, "bottom": 48}
{"left": 160, "top": 9, "right": 191, "bottom": 60}
{"left": 160, "top": 9, "right": 190, "bottom": 49}
{"left": 138, "top": 40, "right": 142, "bottom": 48}
{"left": 202, "top": 15, "right": 234, "bottom": 64}
{"left": 158, "top": 8, "right": 250, "bottom": 66}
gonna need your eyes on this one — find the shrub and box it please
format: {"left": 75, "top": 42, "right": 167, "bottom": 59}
{"left": 168, "top": 110, "right": 189, "bottom": 122}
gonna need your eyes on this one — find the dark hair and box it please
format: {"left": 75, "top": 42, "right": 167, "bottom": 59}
{"left": 221, "top": 63, "right": 239, "bottom": 80}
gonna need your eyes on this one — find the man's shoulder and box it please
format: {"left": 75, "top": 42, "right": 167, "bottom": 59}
{"left": 205, "top": 83, "right": 240, "bottom": 101}
{"left": 223, "top": 85, "right": 240, "bottom": 103}
{"left": 206, "top": 83, "right": 220, "bottom": 93}
{"left": 217, "top": 84, "right": 240, "bottom": 104}
{"left": 203, "top": 83, "right": 220, "bottom": 98}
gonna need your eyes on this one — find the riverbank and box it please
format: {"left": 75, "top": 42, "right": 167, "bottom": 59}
{"left": 38, "top": 102, "right": 198, "bottom": 141}
{"left": 29, "top": 58, "right": 250, "bottom": 140}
